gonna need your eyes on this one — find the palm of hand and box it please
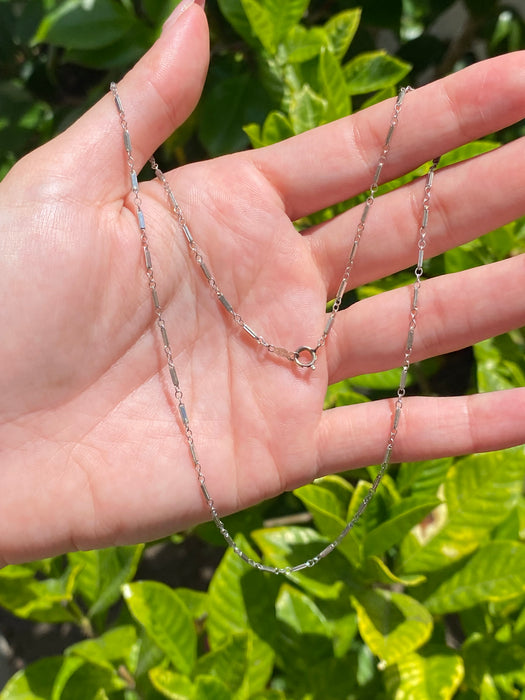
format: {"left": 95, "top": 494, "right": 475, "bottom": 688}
{"left": 1, "top": 6, "right": 525, "bottom": 564}
{"left": 0, "top": 134, "right": 331, "bottom": 561}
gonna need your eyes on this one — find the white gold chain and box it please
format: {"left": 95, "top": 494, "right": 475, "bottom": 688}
{"left": 110, "top": 82, "right": 440, "bottom": 575}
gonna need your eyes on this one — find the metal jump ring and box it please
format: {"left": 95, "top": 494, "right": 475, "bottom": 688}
{"left": 293, "top": 346, "right": 317, "bottom": 370}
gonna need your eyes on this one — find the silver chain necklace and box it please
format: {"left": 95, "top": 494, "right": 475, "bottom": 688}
{"left": 111, "top": 82, "right": 440, "bottom": 575}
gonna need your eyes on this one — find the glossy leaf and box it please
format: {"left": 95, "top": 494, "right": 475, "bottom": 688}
{"left": 175, "top": 588, "right": 208, "bottom": 622}
{"left": 0, "top": 566, "right": 79, "bottom": 623}
{"left": 319, "top": 47, "right": 351, "bottom": 121}
{"left": 50, "top": 656, "right": 85, "bottom": 700}
{"left": 217, "top": 0, "right": 257, "bottom": 46}
{"left": 425, "top": 541, "right": 525, "bottom": 614}
{"left": 362, "top": 555, "right": 426, "bottom": 587}
{"left": 462, "top": 635, "right": 525, "bottom": 694}
{"left": 207, "top": 535, "right": 275, "bottom": 693}
{"left": 352, "top": 589, "right": 433, "bottom": 664}
{"left": 33, "top": 0, "right": 135, "bottom": 50}
{"left": 343, "top": 50, "right": 411, "bottom": 95}
{"left": 0, "top": 657, "right": 62, "bottom": 700}
{"left": 347, "top": 480, "right": 385, "bottom": 535}
{"left": 288, "top": 84, "right": 327, "bottom": 134}
{"left": 251, "top": 526, "right": 348, "bottom": 599}
{"left": 396, "top": 458, "right": 453, "bottom": 498}
{"left": 475, "top": 334, "right": 525, "bottom": 392}
{"left": 66, "top": 625, "right": 137, "bottom": 672}
{"left": 240, "top": 0, "right": 275, "bottom": 52}
{"left": 275, "top": 584, "right": 334, "bottom": 673}
{"left": 294, "top": 476, "right": 361, "bottom": 563}
{"left": 241, "top": 0, "right": 310, "bottom": 54}
{"left": 122, "top": 581, "right": 196, "bottom": 675}
{"left": 352, "top": 366, "right": 411, "bottom": 391}
{"left": 68, "top": 545, "right": 143, "bottom": 617}
{"left": 384, "top": 651, "right": 464, "bottom": 700}
{"left": 244, "top": 110, "right": 295, "bottom": 149}
{"left": 439, "top": 140, "right": 499, "bottom": 168}
{"left": 194, "top": 676, "right": 232, "bottom": 700}
{"left": 324, "top": 378, "right": 369, "bottom": 408}
{"left": 148, "top": 667, "right": 193, "bottom": 700}
{"left": 264, "top": 0, "right": 310, "bottom": 46}
{"left": 283, "top": 26, "right": 327, "bottom": 63}
{"left": 324, "top": 9, "right": 361, "bottom": 60}
{"left": 361, "top": 85, "right": 397, "bottom": 108}
{"left": 363, "top": 498, "right": 441, "bottom": 558}
{"left": 195, "top": 632, "right": 248, "bottom": 694}
{"left": 399, "top": 448, "right": 525, "bottom": 574}
{"left": 199, "top": 71, "right": 270, "bottom": 156}
{"left": 56, "top": 659, "right": 126, "bottom": 700}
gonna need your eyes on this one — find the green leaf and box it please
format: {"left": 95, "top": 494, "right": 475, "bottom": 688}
{"left": 362, "top": 556, "right": 426, "bottom": 587}
{"left": 324, "top": 378, "right": 369, "bottom": 408}
{"left": 343, "top": 51, "right": 411, "bottom": 95}
{"left": 265, "top": 0, "right": 310, "bottom": 47}
{"left": 33, "top": 0, "right": 135, "bottom": 50}
{"left": 396, "top": 458, "right": 453, "bottom": 498}
{"left": 0, "top": 657, "right": 62, "bottom": 700}
{"left": 288, "top": 84, "right": 327, "bottom": 134}
{"left": 175, "top": 588, "right": 208, "bottom": 622}
{"left": 0, "top": 566, "right": 79, "bottom": 623}
{"left": 195, "top": 632, "right": 249, "bottom": 694}
{"left": 384, "top": 650, "right": 464, "bottom": 700}
{"left": 50, "top": 657, "right": 86, "bottom": 700}
{"left": 475, "top": 334, "right": 525, "bottom": 392}
{"left": 425, "top": 541, "right": 525, "bottom": 614}
{"left": 194, "top": 676, "right": 232, "bottom": 700}
{"left": 363, "top": 499, "right": 441, "bottom": 558}
{"left": 479, "top": 675, "right": 501, "bottom": 700}
{"left": 240, "top": 0, "right": 275, "bottom": 52}
{"left": 352, "top": 589, "right": 433, "bottom": 664}
{"left": 318, "top": 47, "right": 351, "bottom": 121}
{"left": 251, "top": 526, "right": 348, "bottom": 599}
{"left": 361, "top": 85, "right": 397, "bottom": 109}
{"left": 244, "top": 110, "right": 294, "bottom": 149}
{"left": 207, "top": 536, "right": 275, "bottom": 694}
{"left": 439, "top": 140, "right": 500, "bottom": 168}
{"left": 347, "top": 479, "right": 385, "bottom": 536}
{"left": 68, "top": 545, "right": 143, "bottom": 617}
{"left": 316, "top": 595, "right": 358, "bottom": 659}
{"left": 65, "top": 22, "right": 156, "bottom": 70}
{"left": 463, "top": 635, "right": 525, "bottom": 695}
{"left": 217, "top": 0, "right": 257, "bottom": 46}
{"left": 294, "top": 476, "right": 361, "bottom": 562}
{"left": 148, "top": 667, "right": 194, "bottom": 700}
{"left": 352, "top": 366, "right": 412, "bottom": 391}
{"left": 122, "top": 581, "right": 197, "bottom": 675}
{"left": 275, "top": 584, "right": 334, "bottom": 674}
{"left": 199, "top": 70, "right": 270, "bottom": 156}
{"left": 67, "top": 625, "right": 138, "bottom": 672}
{"left": 399, "top": 448, "right": 525, "bottom": 574}
{"left": 283, "top": 26, "right": 327, "bottom": 63}
{"left": 324, "top": 9, "right": 361, "bottom": 60}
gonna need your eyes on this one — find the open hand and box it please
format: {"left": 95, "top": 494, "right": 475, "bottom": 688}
{"left": 0, "top": 2, "right": 524, "bottom": 564}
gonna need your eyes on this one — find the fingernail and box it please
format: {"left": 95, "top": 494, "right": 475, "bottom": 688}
{"left": 162, "top": 0, "right": 205, "bottom": 33}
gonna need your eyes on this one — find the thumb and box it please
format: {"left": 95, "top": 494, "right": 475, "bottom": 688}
{"left": 46, "top": 1, "right": 209, "bottom": 195}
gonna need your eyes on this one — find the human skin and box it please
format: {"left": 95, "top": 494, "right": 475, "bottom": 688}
{"left": 0, "top": 1, "right": 524, "bottom": 565}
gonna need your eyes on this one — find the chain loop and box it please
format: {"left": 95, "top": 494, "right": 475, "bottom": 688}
{"left": 111, "top": 82, "right": 440, "bottom": 575}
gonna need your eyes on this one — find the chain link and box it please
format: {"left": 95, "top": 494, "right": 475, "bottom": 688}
{"left": 149, "top": 88, "right": 413, "bottom": 370}
{"left": 110, "top": 82, "right": 440, "bottom": 575}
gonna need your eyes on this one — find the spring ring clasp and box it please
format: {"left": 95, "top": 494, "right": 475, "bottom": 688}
{"left": 293, "top": 346, "right": 317, "bottom": 370}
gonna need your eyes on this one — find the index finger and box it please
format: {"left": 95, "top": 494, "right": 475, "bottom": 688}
{"left": 250, "top": 51, "right": 525, "bottom": 221}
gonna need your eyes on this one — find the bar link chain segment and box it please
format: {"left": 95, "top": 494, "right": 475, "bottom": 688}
{"left": 111, "top": 82, "right": 440, "bottom": 575}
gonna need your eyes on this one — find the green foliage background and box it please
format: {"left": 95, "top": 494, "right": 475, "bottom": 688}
{"left": 1, "top": 0, "right": 525, "bottom": 698}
